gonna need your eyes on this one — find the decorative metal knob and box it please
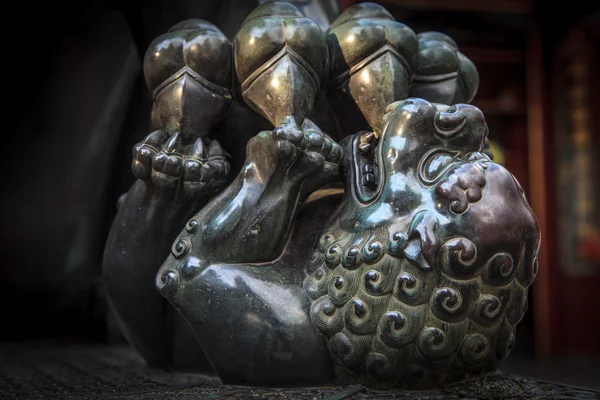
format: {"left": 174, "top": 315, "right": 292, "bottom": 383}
{"left": 410, "top": 32, "right": 479, "bottom": 105}
{"left": 234, "top": 1, "right": 328, "bottom": 127}
{"left": 327, "top": 3, "right": 418, "bottom": 136}
{"left": 144, "top": 19, "right": 233, "bottom": 141}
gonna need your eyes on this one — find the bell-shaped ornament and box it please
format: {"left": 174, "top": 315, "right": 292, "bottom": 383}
{"left": 234, "top": 1, "right": 328, "bottom": 127}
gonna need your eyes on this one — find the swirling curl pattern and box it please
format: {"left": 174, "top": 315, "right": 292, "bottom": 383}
{"left": 304, "top": 207, "right": 538, "bottom": 389}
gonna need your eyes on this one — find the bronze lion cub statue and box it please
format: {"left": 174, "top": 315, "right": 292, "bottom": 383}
{"left": 103, "top": 1, "right": 540, "bottom": 389}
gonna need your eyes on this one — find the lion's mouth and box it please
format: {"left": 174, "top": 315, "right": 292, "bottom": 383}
{"left": 352, "top": 131, "right": 381, "bottom": 203}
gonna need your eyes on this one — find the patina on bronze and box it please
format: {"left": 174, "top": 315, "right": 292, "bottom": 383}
{"left": 102, "top": 19, "right": 233, "bottom": 372}
{"left": 103, "top": 1, "right": 540, "bottom": 389}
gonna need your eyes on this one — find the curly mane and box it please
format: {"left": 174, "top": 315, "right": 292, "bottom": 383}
{"left": 303, "top": 186, "right": 539, "bottom": 389}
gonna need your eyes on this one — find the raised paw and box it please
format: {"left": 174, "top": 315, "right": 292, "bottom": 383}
{"left": 132, "top": 130, "right": 170, "bottom": 181}
{"left": 296, "top": 119, "right": 343, "bottom": 191}
{"left": 436, "top": 161, "right": 487, "bottom": 214}
{"left": 131, "top": 130, "right": 231, "bottom": 198}
{"left": 246, "top": 116, "right": 343, "bottom": 197}
{"left": 277, "top": 117, "right": 343, "bottom": 192}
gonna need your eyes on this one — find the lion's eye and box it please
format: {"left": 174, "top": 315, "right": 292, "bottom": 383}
{"left": 425, "top": 153, "right": 455, "bottom": 179}
{"left": 418, "top": 149, "right": 461, "bottom": 187}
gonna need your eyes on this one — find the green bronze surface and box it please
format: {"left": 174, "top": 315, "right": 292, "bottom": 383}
{"left": 103, "top": 1, "right": 540, "bottom": 389}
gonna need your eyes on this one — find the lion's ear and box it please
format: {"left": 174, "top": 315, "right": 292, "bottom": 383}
{"left": 433, "top": 104, "right": 488, "bottom": 153}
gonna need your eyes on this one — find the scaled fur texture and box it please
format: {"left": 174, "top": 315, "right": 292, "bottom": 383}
{"left": 304, "top": 99, "right": 540, "bottom": 389}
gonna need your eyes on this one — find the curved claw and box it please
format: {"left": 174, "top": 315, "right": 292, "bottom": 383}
{"left": 320, "top": 137, "right": 333, "bottom": 158}
{"left": 182, "top": 138, "right": 231, "bottom": 198}
{"left": 132, "top": 130, "right": 169, "bottom": 180}
{"left": 304, "top": 131, "right": 325, "bottom": 152}
{"left": 280, "top": 119, "right": 343, "bottom": 191}
{"left": 207, "top": 140, "right": 230, "bottom": 178}
{"left": 183, "top": 138, "right": 209, "bottom": 184}
{"left": 274, "top": 116, "right": 303, "bottom": 145}
{"left": 301, "top": 118, "right": 320, "bottom": 132}
{"left": 151, "top": 132, "right": 183, "bottom": 190}
{"left": 188, "top": 136, "right": 208, "bottom": 160}
{"left": 358, "top": 131, "right": 378, "bottom": 155}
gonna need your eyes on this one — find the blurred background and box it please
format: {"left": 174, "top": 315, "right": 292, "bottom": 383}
{"left": 1, "top": 0, "right": 599, "bottom": 389}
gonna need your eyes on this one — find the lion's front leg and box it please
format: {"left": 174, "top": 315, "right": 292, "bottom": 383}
{"left": 155, "top": 196, "right": 342, "bottom": 386}
{"left": 164, "top": 116, "right": 343, "bottom": 266}
{"left": 102, "top": 19, "right": 232, "bottom": 371}
{"left": 154, "top": 117, "right": 343, "bottom": 385}
{"left": 153, "top": 2, "right": 344, "bottom": 383}
{"left": 102, "top": 133, "right": 229, "bottom": 370}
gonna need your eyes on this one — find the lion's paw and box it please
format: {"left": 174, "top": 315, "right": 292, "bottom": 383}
{"left": 247, "top": 116, "right": 343, "bottom": 196}
{"left": 436, "top": 160, "right": 487, "bottom": 214}
{"left": 132, "top": 130, "right": 230, "bottom": 197}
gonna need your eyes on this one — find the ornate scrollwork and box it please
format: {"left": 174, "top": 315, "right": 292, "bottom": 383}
{"left": 344, "top": 297, "right": 378, "bottom": 335}
{"left": 387, "top": 231, "right": 408, "bottom": 255}
{"left": 417, "top": 327, "right": 457, "bottom": 361}
{"left": 330, "top": 332, "right": 366, "bottom": 369}
{"left": 325, "top": 245, "right": 343, "bottom": 267}
{"left": 171, "top": 238, "right": 191, "bottom": 259}
{"left": 304, "top": 266, "right": 330, "bottom": 299}
{"left": 459, "top": 333, "right": 490, "bottom": 365}
{"left": 310, "top": 296, "right": 344, "bottom": 336}
{"left": 378, "top": 310, "right": 418, "bottom": 348}
{"left": 364, "top": 269, "right": 394, "bottom": 296}
{"left": 342, "top": 247, "right": 362, "bottom": 269}
{"left": 472, "top": 294, "right": 505, "bottom": 327}
{"left": 417, "top": 148, "right": 462, "bottom": 187}
{"left": 328, "top": 269, "right": 361, "bottom": 307}
{"left": 431, "top": 287, "right": 469, "bottom": 322}
{"left": 318, "top": 233, "right": 336, "bottom": 252}
{"left": 482, "top": 252, "right": 516, "bottom": 286}
{"left": 362, "top": 241, "right": 384, "bottom": 263}
{"left": 185, "top": 219, "right": 199, "bottom": 234}
{"left": 438, "top": 237, "right": 479, "bottom": 279}
{"left": 393, "top": 271, "right": 428, "bottom": 306}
